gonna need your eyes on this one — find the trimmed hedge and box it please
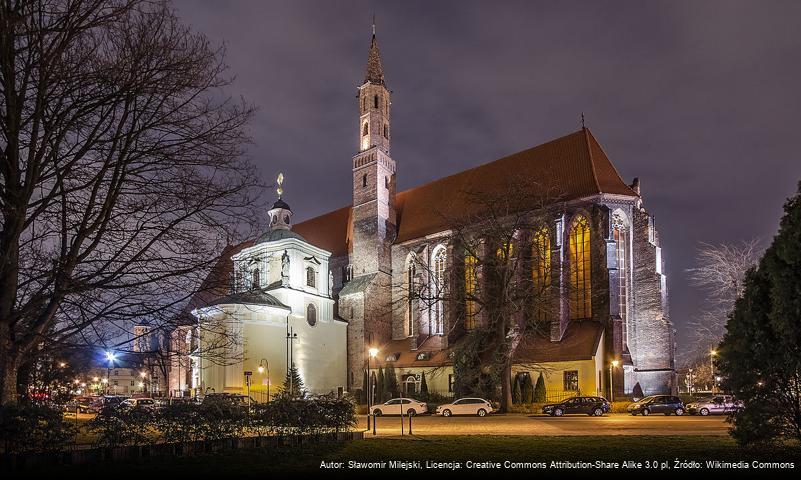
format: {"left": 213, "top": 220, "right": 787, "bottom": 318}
{"left": 0, "top": 403, "right": 77, "bottom": 454}
{"left": 87, "top": 393, "right": 356, "bottom": 448}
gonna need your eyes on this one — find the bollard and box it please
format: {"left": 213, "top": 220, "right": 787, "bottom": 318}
{"left": 372, "top": 413, "right": 377, "bottom": 436}
{"left": 409, "top": 412, "right": 413, "bottom": 435}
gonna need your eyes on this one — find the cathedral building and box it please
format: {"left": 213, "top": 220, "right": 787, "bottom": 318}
{"left": 190, "top": 28, "right": 675, "bottom": 401}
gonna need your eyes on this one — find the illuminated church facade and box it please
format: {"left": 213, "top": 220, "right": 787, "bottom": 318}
{"left": 190, "top": 28, "right": 676, "bottom": 400}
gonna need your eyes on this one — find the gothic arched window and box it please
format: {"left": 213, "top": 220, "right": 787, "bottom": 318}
{"left": 306, "top": 266, "right": 317, "bottom": 288}
{"left": 362, "top": 123, "right": 369, "bottom": 136}
{"left": 431, "top": 245, "right": 447, "bottom": 335}
{"left": 406, "top": 256, "right": 416, "bottom": 337}
{"left": 612, "top": 212, "right": 629, "bottom": 346}
{"left": 362, "top": 174, "right": 367, "bottom": 187}
{"left": 464, "top": 252, "right": 478, "bottom": 330}
{"left": 569, "top": 215, "right": 592, "bottom": 320}
{"left": 532, "top": 225, "right": 550, "bottom": 320}
{"left": 383, "top": 124, "right": 388, "bottom": 138}
{"left": 251, "top": 268, "right": 260, "bottom": 289}
{"left": 306, "top": 303, "right": 317, "bottom": 327}
{"left": 374, "top": 94, "right": 379, "bottom": 109}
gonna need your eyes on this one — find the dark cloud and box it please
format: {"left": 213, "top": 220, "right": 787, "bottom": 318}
{"left": 173, "top": 0, "right": 801, "bottom": 354}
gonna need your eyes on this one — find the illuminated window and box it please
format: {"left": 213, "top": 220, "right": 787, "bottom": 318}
{"left": 406, "top": 257, "right": 416, "bottom": 337}
{"left": 563, "top": 370, "right": 579, "bottom": 391}
{"left": 568, "top": 215, "right": 591, "bottom": 319}
{"left": 531, "top": 226, "right": 550, "bottom": 320}
{"left": 496, "top": 240, "right": 514, "bottom": 260}
{"left": 612, "top": 212, "right": 629, "bottom": 346}
{"left": 464, "top": 253, "right": 478, "bottom": 329}
{"left": 431, "top": 245, "right": 447, "bottom": 335}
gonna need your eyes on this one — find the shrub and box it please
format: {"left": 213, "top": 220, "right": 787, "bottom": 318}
{"left": 420, "top": 372, "right": 429, "bottom": 397}
{"left": 253, "top": 393, "right": 356, "bottom": 436}
{"left": 195, "top": 399, "right": 249, "bottom": 441}
{"left": 155, "top": 401, "right": 204, "bottom": 443}
{"left": 522, "top": 375, "right": 534, "bottom": 403}
{"left": 88, "top": 405, "right": 154, "bottom": 447}
{"left": 0, "top": 402, "right": 76, "bottom": 453}
{"left": 533, "top": 373, "right": 547, "bottom": 403}
{"left": 512, "top": 377, "right": 522, "bottom": 404}
{"left": 632, "top": 382, "right": 644, "bottom": 400}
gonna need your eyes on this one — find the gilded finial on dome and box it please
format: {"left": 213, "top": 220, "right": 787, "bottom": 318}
{"left": 276, "top": 172, "right": 284, "bottom": 198}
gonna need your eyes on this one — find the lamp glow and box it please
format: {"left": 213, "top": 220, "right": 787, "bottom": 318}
{"left": 368, "top": 348, "right": 379, "bottom": 358}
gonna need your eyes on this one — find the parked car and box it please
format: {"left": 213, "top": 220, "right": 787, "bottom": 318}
{"left": 686, "top": 395, "right": 743, "bottom": 416}
{"left": 201, "top": 393, "right": 255, "bottom": 406}
{"left": 64, "top": 396, "right": 96, "bottom": 414}
{"left": 370, "top": 398, "right": 427, "bottom": 416}
{"left": 436, "top": 398, "right": 493, "bottom": 417}
{"left": 627, "top": 395, "right": 685, "bottom": 416}
{"left": 542, "top": 396, "right": 611, "bottom": 417}
{"left": 120, "top": 398, "right": 158, "bottom": 410}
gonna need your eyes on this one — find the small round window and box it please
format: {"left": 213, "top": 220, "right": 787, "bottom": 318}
{"left": 306, "top": 303, "right": 317, "bottom": 327}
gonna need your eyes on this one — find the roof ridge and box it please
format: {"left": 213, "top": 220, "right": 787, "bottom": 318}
{"left": 583, "top": 128, "right": 639, "bottom": 197}
{"left": 583, "top": 127, "right": 603, "bottom": 194}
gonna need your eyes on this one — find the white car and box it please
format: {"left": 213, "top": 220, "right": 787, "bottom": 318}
{"left": 370, "top": 398, "right": 427, "bottom": 416}
{"left": 436, "top": 398, "right": 493, "bottom": 417}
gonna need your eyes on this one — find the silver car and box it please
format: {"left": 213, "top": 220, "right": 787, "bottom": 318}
{"left": 686, "top": 395, "right": 743, "bottom": 416}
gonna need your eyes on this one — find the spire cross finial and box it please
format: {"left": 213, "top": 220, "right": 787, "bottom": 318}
{"left": 372, "top": 13, "right": 376, "bottom": 35}
{"left": 581, "top": 112, "right": 586, "bottom": 129}
{"left": 276, "top": 172, "right": 284, "bottom": 198}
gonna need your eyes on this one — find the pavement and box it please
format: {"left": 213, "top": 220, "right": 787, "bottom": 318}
{"left": 356, "top": 413, "right": 730, "bottom": 437}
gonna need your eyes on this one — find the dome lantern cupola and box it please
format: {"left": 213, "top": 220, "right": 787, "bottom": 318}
{"left": 268, "top": 172, "right": 292, "bottom": 231}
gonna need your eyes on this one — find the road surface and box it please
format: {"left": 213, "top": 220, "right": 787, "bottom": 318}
{"left": 356, "top": 413, "right": 729, "bottom": 436}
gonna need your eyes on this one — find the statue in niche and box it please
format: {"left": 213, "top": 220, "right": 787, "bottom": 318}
{"left": 281, "top": 250, "right": 290, "bottom": 286}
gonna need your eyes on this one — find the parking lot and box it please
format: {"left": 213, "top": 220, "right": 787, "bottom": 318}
{"left": 356, "top": 413, "right": 730, "bottom": 436}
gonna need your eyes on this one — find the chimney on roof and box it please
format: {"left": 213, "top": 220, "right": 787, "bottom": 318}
{"left": 630, "top": 177, "right": 640, "bottom": 196}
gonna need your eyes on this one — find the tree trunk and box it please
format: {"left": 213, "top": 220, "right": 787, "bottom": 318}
{"left": 499, "top": 362, "right": 513, "bottom": 413}
{"left": 0, "top": 346, "right": 20, "bottom": 406}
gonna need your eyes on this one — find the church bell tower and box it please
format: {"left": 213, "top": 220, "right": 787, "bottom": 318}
{"left": 351, "top": 24, "right": 396, "bottom": 277}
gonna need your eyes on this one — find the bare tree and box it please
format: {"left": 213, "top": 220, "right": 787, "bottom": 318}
{"left": 686, "top": 239, "right": 762, "bottom": 349}
{"left": 391, "top": 176, "right": 564, "bottom": 412}
{"left": 0, "top": 0, "right": 262, "bottom": 405}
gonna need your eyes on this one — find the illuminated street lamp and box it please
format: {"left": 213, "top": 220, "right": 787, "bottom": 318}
{"left": 59, "top": 362, "right": 66, "bottom": 368}
{"left": 104, "top": 350, "right": 116, "bottom": 394}
{"left": 710, "top": 349, "right": 718, "bottom": 393}
{"left": 367, "top": 348, "right": 379, "bottom": 431}
{"left": 258, "top": 359, "right": 270, "bottom": 402}
{"left": 609, "top": 360, "right": 620, "bottom": 402}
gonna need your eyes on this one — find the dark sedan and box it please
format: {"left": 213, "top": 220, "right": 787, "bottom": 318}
{"left": 542, "top": 396, "right": 611, "bottom": 417}
{"left": 627, "top": 395, "right": 685, "bottom": 416}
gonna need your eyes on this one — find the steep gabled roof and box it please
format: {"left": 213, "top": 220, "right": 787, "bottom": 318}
{"left": 294, "top": 128, "right": 637, "bottom": 249}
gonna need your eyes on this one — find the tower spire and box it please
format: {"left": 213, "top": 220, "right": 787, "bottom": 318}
{"left": 364, "top": 19, "right": 385, "bottom": 86}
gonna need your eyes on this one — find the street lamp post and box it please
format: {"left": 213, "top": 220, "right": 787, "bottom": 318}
{"left": 258, "top": 359, "right": 270, "bottom": 403}
{"left": 609, "top": 360, "right": 620, "bottom": 402}
{"left": 367, "top": 348, "right": 378, "bottom": 431}
{"left": 105, "top": 351, "right": 116, "bottom": 395}
{"left": 710, "top": 349, "right": 717, "bottom": 393}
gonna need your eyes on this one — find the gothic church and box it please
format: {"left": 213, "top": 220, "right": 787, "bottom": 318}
{"left": 191, "top": 28, "right": 676, "bottom": 400}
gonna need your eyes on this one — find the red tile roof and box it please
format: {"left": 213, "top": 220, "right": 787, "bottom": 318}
{"left": 513, "top": 321, "right": 605, "bottom": 363}
{"left": 294, "top": 128, "right": 636, "bottom": 249}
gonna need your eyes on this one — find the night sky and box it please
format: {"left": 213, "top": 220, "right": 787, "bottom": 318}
{"left": 173, "top": 0, "right": 801, "bottom": 358}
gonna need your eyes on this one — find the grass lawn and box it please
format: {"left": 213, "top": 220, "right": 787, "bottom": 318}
{"left": 32, "top": 435, "right": 801, "bottom": 475}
